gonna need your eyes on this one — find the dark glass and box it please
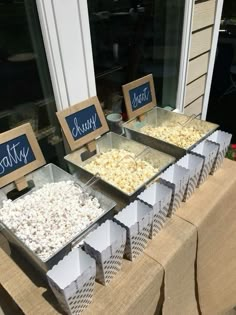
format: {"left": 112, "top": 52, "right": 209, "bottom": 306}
{"left": 0, "top": 0, "right": 66, "bottom": 168}
{"left": 207, "top": 0, "right": 236, "bottom": 142}
{"left": 87, "top": 0, "right": 185, "bottom": 117}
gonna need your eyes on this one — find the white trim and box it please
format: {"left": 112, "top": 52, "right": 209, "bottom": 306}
{"left": 36, "top": 0, "right": 69, "bottom": 111}
{"left": 77, "top": 1, "right": 96, "bottom": 98}
{"left": 201, "top": 0, "right": 224, "bottom": 120}
{"left": 36, "top": 0, "right": 194, "bottom": 114}
{"left": 175, "top": 0, "right": 194, "bottom": 112}
{"left": 36, "top": 0, "right": 95, "bottom": 111}
{"left": 173, "top": 108, "right": 182, "bottom": 113}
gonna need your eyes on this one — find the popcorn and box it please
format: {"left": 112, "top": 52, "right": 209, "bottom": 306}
{"left": 84, "top": 149, "right": 157, "bottom": 194}
{"left": 0, "top": 181, "right": 103, "bottom": 261}
{"left": 140, "top": 123, "right": 205, "bottom": 149}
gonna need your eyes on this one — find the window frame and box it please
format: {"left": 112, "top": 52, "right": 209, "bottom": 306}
{"left": 36, "top": 0, "right": 196, "bottom": 114}
{"left": 201, "top": 0, "right": 224, "bottom": 120}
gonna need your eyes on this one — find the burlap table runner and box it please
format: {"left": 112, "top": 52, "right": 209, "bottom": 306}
{"left": 84, "top": 255, "right": 163, "bottom": 315}
{"left": 0, "top": 217, "right": 198, "bottom": 315}
{"left": 0, "top": 248, "right": 58, "bottom": 314}
{"left": 145, "top": 216, "right": 198, "bottom": 315}
{"left": 176, "top": 159, "right": 236, "bottom": 314}
{"left": 0, "top": 234, "right": 10, "bottom": 256}
{"left": 0, "top": 246, "right": 164, "bottom": 315}
{"left": 3, "top": 161, "right": 235, "bottom": 314}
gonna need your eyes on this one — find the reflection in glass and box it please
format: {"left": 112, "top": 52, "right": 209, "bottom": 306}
{"left": 0, "top": 0, "right": 65, "bottom": 168}
{"left": 88, "top": 0, "right": 185, "bottom": 117}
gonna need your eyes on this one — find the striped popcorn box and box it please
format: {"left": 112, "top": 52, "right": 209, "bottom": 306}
{"left": 47, "top": 248, "right": 96, "bottom": 315}
{"left": 137, "top": 182, "right": 172, "bottom": 238}
{"left": 158, "top": 164, "right": 190, "bottom": 216}
{"left": 84, "top": 220, "right": 126, "bottom": 286}
{"left": 177, "top": 153, "right": 204, "bottom": 201}
{"left": 114, "top": 200, "right": 153, "bottom": 261}
{"left": 191, "top": 140, "right": 219, "bottom": 186}
{"left": 207, "top": 130, "right": 232, "bottom": 174}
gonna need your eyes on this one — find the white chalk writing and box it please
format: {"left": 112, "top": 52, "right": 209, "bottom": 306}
{"left": 71, "top": 113, "right": 98, "bottom": 139}
{"left": 131, "top": 87, "right": 150, "bottom": 109}
{"left": 0, "top": 142, "right": 30, "bottom": 175}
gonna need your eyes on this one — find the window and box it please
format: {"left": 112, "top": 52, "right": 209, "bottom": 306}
{"left": 0, "top": 0, "right": 65, "bottom": 168}
{"left": 87, "top": 0, "right": 186, "bottom": 116}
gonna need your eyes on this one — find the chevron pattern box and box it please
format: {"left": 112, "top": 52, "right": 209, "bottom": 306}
{"left": 137, "top": 182, "right": 172, "bottom": 238}
{"left": 114, "top": 200, "right": 153, "bottom": 261}
{"left": 84, "top": 220, "right": 126, "bottom": 286}
{"left": 47, "top": 248, "right": 96, "bottom": 315}
{"left": 177, "top": 153, "right": 204, "bottom": 201}
{"left": 158, "top": 164, "right": 190, "bottom": 216}
{"left": 207, "top": 130, "right": 232, "bottom": 174}
{"left": 191, "top": 140, "right": 219, "bottom": 186}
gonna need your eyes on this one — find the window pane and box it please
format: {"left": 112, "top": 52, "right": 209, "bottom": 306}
{"left": 88, "top": 0, "right": 185, "bottom": 116}
{"left": 0, "top": 0, "right": 66, "bottom": 168}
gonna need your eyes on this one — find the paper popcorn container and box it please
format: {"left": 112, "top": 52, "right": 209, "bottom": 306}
{"left": 177, "top": 153, "right": 204, "bottom": 201}
{"left": 47, "top": 248, "right": 96, "bottom": 315}
{"left": 84, "top": 220, "right": 126, "bottom": 286}
{"left": 207, "top": 130, "right": 232, "bottom": 174}
{"left": 158, "top": 164, "right": 190, "bottom": 216}
{"left": 137, "top": 182, "right": 172, "bottom": 238}
{"left": 191, "top": 140, "right": 219, "bottom": 185}
{"left": 114, "top": 200, "right": 153, "bottom": 261}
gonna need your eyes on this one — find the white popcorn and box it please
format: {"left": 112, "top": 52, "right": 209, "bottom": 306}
{"left": 0, "top": 181, "right": 103, "bottom": 261}
{"left": 140, "top": 123, "right": 205, "bottom": 149}
{"left": 84, "top": 149, "right": 157, "bottom": 194}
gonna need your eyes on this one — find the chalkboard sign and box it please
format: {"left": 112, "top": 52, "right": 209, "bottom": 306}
{"left": 122, "top": 74, "right": 157, "bottom": 120}
{"left": 0, "top": 123, "right": 45, "bottom": 188}
{"left": 0, "top": 135, "right": 36, "bottom": 177}
{"left": 65, "top": 105, "right": 102, "bottom": 141}
{"left": 56, "top": 96, "right": 109, "bottom": 151}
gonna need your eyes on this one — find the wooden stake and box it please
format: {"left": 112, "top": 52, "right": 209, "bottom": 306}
{"left": 138, "top": 114, "right": 146, "bottom": 122}
{"left": 86, "top": 140, "right": 96, "bottom": 152}
{"left": 15, "top": 177, "right": 28, "bottom": 191}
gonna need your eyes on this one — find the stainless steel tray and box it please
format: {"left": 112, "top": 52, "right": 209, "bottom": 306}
{"left": 123, "top": 107, "right": 219, "bottom": 159}
{"left": 0, "top": 163, "right": 116, "bottom": 274}
{"left": 65, "top": 132, "right": 175, "bottom": 199}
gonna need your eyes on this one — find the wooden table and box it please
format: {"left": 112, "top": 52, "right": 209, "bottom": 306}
{"left": 1, "top": 159, "right": 236, "bottom": 314}
{"left": 145, "top": 216, "right": 198, "bottom": 315}
{"left": 176, "top": 159, "right": 236, "bottom": 314}
{"left": 0, "top": 218, "right": 196, "bottom": 315}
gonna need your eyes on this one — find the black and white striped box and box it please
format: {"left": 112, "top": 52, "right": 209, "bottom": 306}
{"left": 191, "top": 140, "right": 219, "bottom": 186}
{"left": 177, "top": 153, "right": 204, "bottom": 201}
{"left": 207, "top": 130, "right": 232, "bottom": 174}
{"left": 84, "top": 220, "right": 126, "bottom": 286}
{"left": 47, "top": 248, "right": 96, "bottom": 315}
{"left": 158, "top": 164, "right": 190, "bottom": 216}
{"left": 114, "top": 200, "right": 153, "bottom": 261}
{"left": 137, "top": 182, "right": 172, "bottom": 238}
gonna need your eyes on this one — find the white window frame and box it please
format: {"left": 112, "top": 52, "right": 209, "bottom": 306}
{"left": 36, "top": 0, "right": 195, "bottom": 114}
{"left": 174, "top": 0, "right": 194, "bottom": 113}
{"left": 36, "top": 0, "right": 96, "bottom": 111}
{"left": 201, "top": 0, "right": 224, "bottom": 120}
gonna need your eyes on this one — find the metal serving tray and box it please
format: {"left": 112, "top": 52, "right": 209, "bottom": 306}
{"left": 123, "top": 107, "right": 219, "bottom": 159}
{"left": 65, "top": 132, "right": 175, "bottom": 200}
{"left": 0, "top": 163, "right": 116, "bottom": 274}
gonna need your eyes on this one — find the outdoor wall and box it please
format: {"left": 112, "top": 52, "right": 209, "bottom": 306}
{"left": 184, "top": 0, "right": 217, "bottom": 118}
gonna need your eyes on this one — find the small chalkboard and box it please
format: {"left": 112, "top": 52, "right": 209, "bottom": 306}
{"left": 0, "top": 123, "right": 45, "bottom": 189}
{"left": 122, "top": 74, "right": 157, "bottom": 120}
{"left": 56, "top": 96, "right": 109, "bottom": 151}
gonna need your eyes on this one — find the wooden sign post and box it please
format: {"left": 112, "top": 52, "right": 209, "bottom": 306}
{"left": 56, "top": 96, "right": 109, "bottom": 151}
{"left": 0, "top": 123, "right": 45, "bottom": 190}
{"left": 122, "top": 74, "right": 157, "bottom": 120}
